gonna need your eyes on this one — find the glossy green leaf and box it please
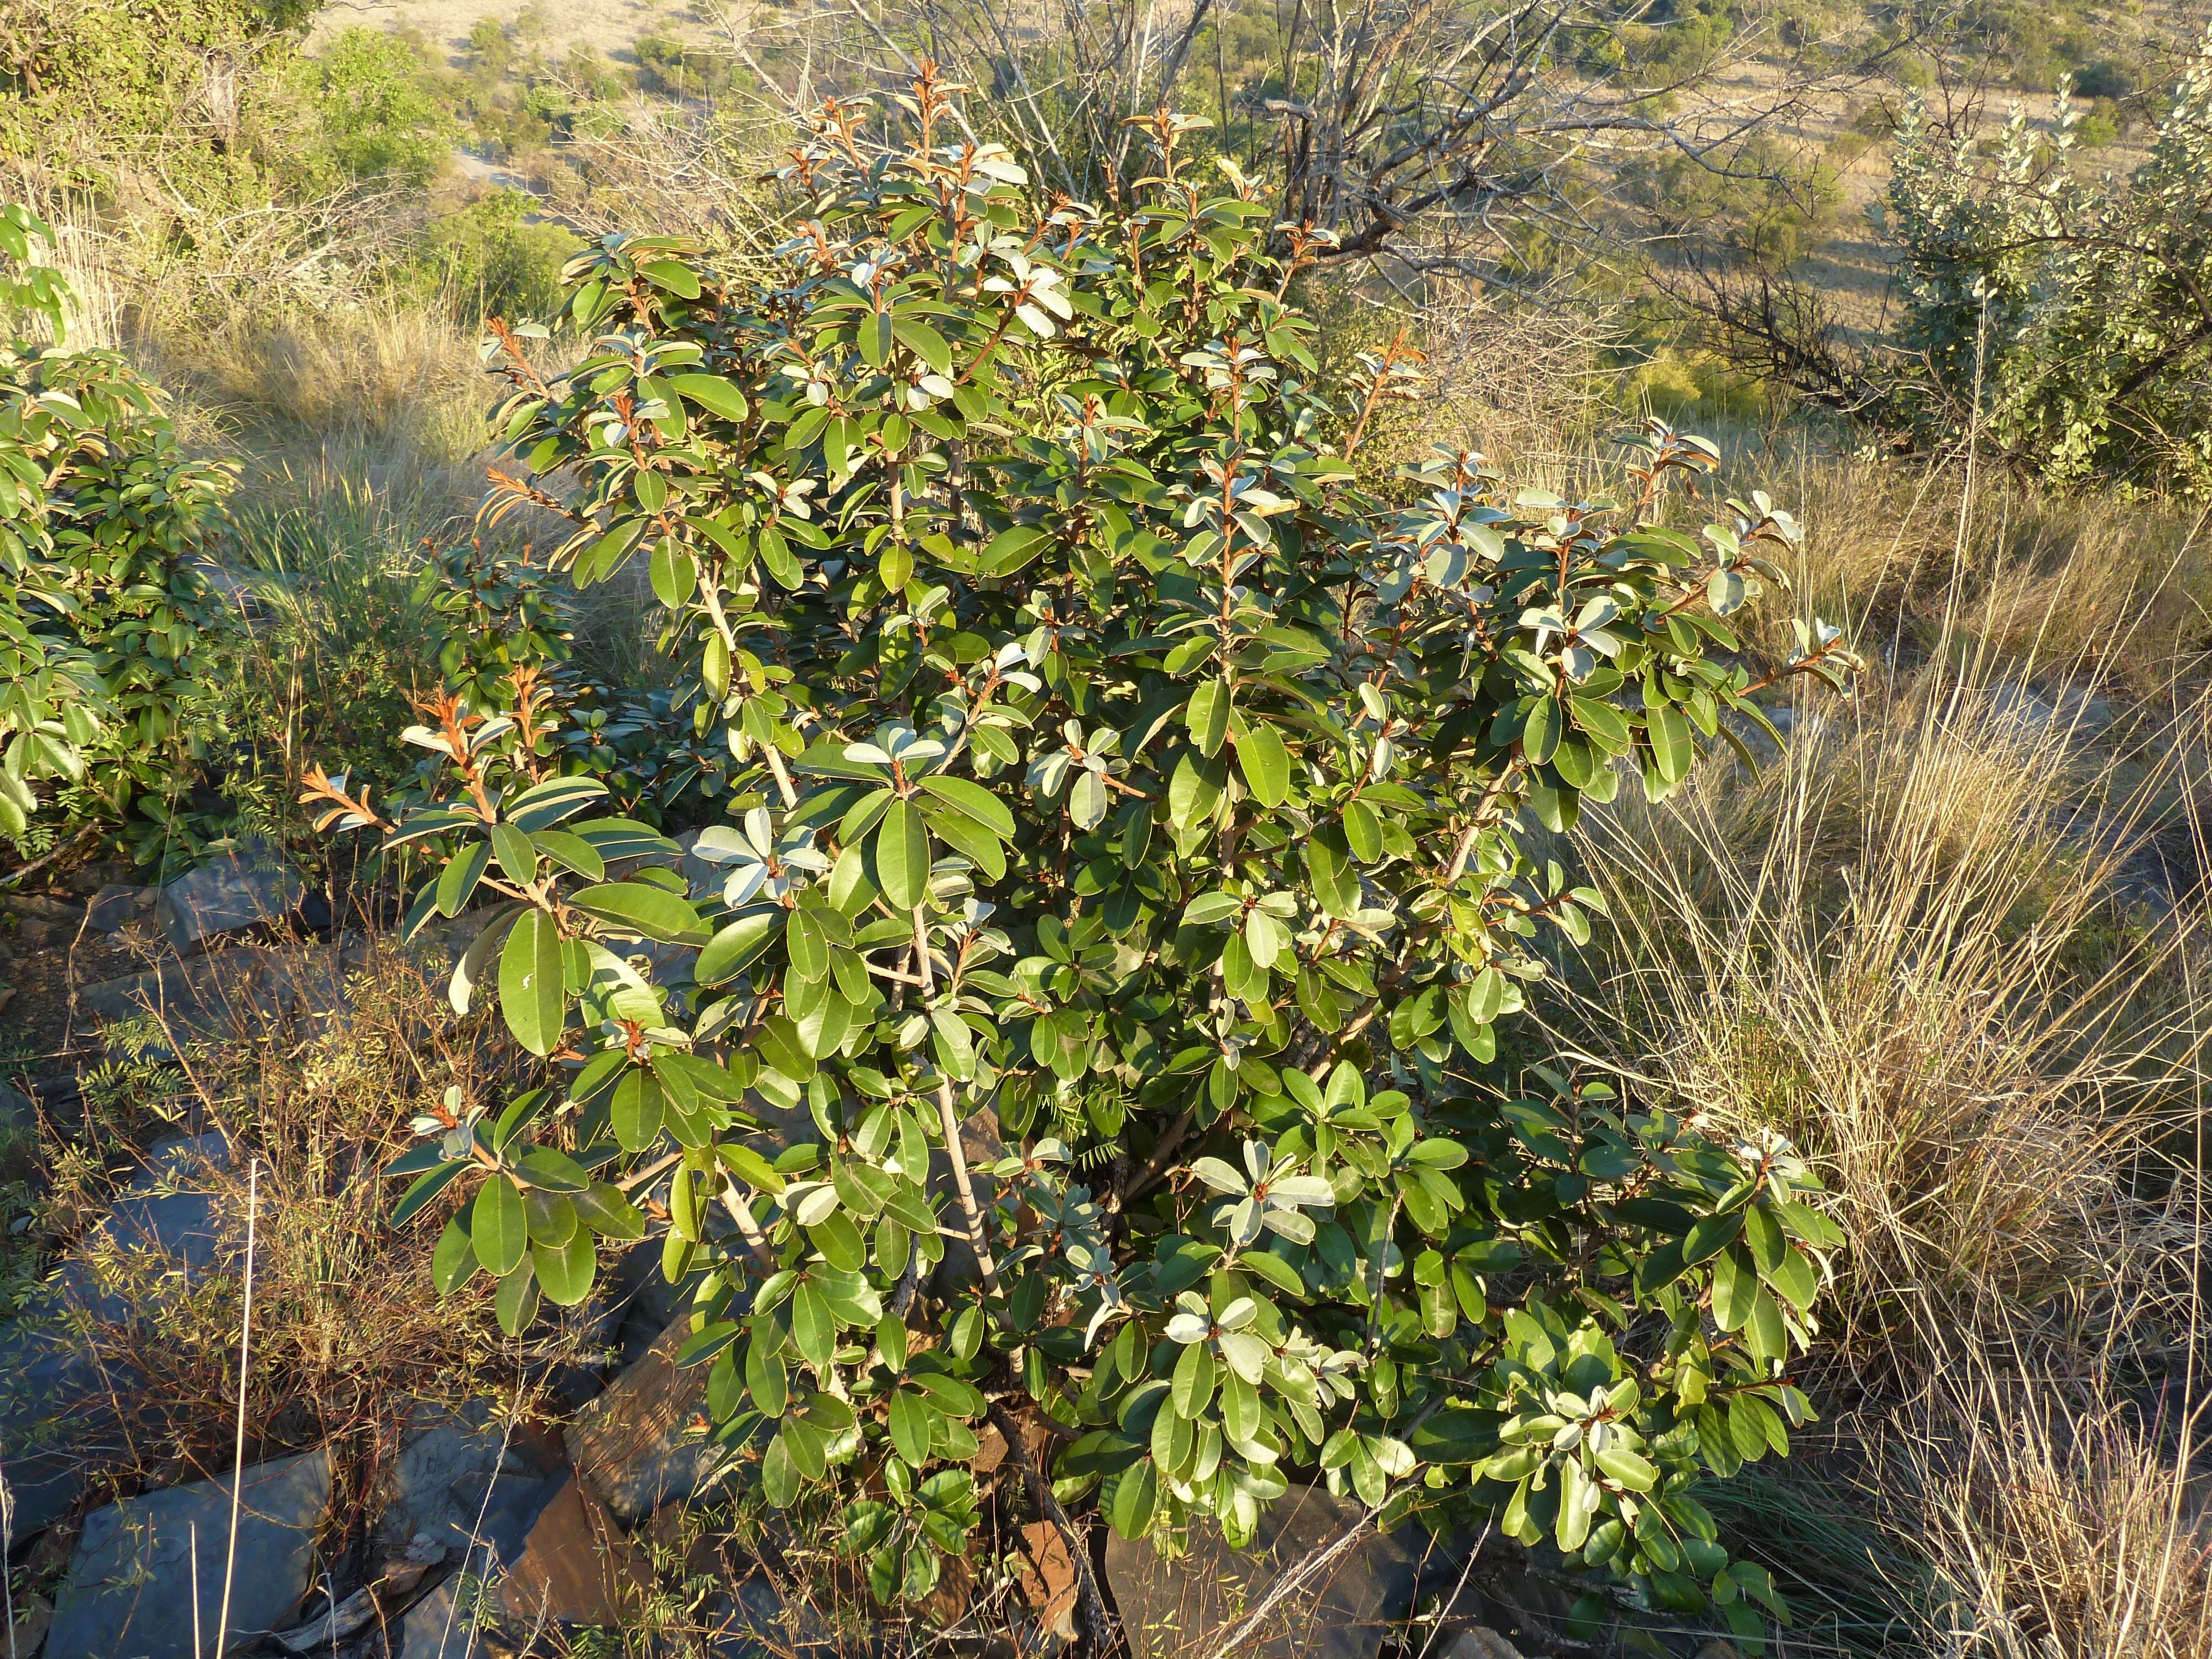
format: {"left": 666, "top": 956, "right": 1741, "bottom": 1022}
{"left": 437, "top": 841, "right": 491, "bottom": 918}
{"left": 534, "top": 1227, "right": 597, "bottom": 1306}
{"left": 1235, "top": 719, "right": 1292, "bottom": 807}
{"left": 568, "top": 882, "right": 708, "bottom": 945}
{"left": 472, "top": 1175, "right": 528, "bottom": 1278}
{"left": 490, "top": 823, "right": 538, "bottom": 888}
{"left": 791, "top": 1281, "right": 836, "bottom": 1369}
{"left": 498, "top": 909, "right": 566, "bottom": 1057}
{"left": 667, "top": 373, "right": 749, "bottom": 421}
{"left": 432, "top": 1217, "right": 479, "bottom": 1295}
{"left": 875, "top": 799, "right": 930, "bottom": 912}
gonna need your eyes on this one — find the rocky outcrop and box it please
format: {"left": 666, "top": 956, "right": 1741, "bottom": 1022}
{"left": 570, "top": 1314, "right": 726, "bottom": 1527}
{"left": 44, "top": 1446, "right": 333, "bottom": 1659}
{"left": 0, "top": 1134, "right": 238, "bottom": 1535}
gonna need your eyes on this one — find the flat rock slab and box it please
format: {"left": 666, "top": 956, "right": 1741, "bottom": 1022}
{"left": 494, "top": 1470, "right": 652, "bottom": 1628}
{"left": 374, "top": 1402, "right": 546, "bottom": 1567}
{"left": 0, "top": 1134, "right": 239, "bottom": 1535}
{"left": 154, "top": 844, "right": 305, "bottom": 951}
{"left": 702, "top": 1572, "right": 845, "bottom": 1658}
{"left": 1103, "top": 1485, "right": 1459, "bottom": 1659}
{"left": 571, "top": 1314, "right": 724, "bottom": 1526}
{"left": 397, "top": 1575, "right": 475, "bottom": 1658}
{"left": 45, "top": 1446, "right": 333, "bottom": 1659}
{"left": 86, "top": 883, "right": 157, "bottom": 933}
{"left": 0, "top": 1079, "right": 34, "bottom": 1135}
{"left": 77, "top": 937, "right": 363, "bottom": 1044}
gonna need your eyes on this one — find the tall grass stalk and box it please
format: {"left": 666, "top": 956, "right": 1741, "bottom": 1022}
{"left": 213, "top": 1160, "right": 258, "bottom": 1659}
{"left": 1548, "top": 519, "right": 2210, "bottom": 1652}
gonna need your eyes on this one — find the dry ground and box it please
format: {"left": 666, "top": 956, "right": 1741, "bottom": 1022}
{"left": 307, "top": 0, "right": 702, "bottom": 65}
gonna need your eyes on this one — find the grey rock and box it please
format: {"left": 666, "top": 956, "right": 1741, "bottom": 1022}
{"left": 79, "top": 936, "right": 364, "bottom": 1045}
{"left": 445, "top": 1470, "right": 561, "bottom": 1577}
{"left": 705, "top": 1572, "right": 842, "bottom": 1658}
{"left": 0, "top": 893, "right": 79, "bottom": 925}
{"left": 44, "top": 1446, "right": 333, "bottom": 1659}
{"left": 393, "top": 1471, "right": 643, "bottom": 1648}
{"left": 571, "top": 1314, "right": 725, "bottom": 1526}
{"left": 489, "top": 1470, "right": 650, "bottom": 1629}
{"left": 0, "top": 1331, "right": 113, "bottom": 1538}
{"left": 372, "top": 1405, "right": 542, "bottom": 1569}
{"left": 1103, "top": 1484, "right": 1464, "bottom": 1659}
{"left": 0, "top": 1134, "right": 239, "bottom": 1535}
{"left": 0, "top": 1078, "right": 35, "bottom": 1138}
{"left": 395, "top": 1573, "right": 495, "bottom": 1659}
{"left": 272, "top": 1585, "right": 379, "bottom": 1654}
{"left": 269, "top": 1563, "right": 432, "bottom": 1655}
{"left": 9, "top": 1592, "right": 54, "bottom": 1657}
{"left": 86, "top": 883, "right": 156, "bottom": 934}
{"left": 1989, "top": 680, "right": 2114, "bottom": 740}
{"left": 608, "top": 1239, "right": 690, "bottom": 1366}
{"left": 154, "top": 843, "right": 305, "bottom": 952}
{"left": 395, "top": 1577, "right": 459, "bottom": 1658}
{"left": 1446, "top": 1632, "right": 1526, "bottom": 1659}
{"left": 48, "top": 1133, "right": 238, "bottom": 1323}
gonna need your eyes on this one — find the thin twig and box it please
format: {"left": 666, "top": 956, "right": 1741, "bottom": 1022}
{"left": 213, "top": 1160, "right": 259, "bottom": 1658}
{"left": 987, "top": 1402, "right": 1115, "bottom": 1655}
{"left": 0, "top": 823, "right": 97, "bottom": 891}
{"left": 1112, "top": 1108, "right": 1194, "bottom": 1212}
{"left": 2, "top": 1469, "right": 15, "bottom": 1659}
{"left": 718, "top": 1177, "right": 779, "bottom": 1272}
{"left": 912, "top": 905, "right": 1002, "bottom": 1300}
{"left": 614, "top": 1150, "right": 684, "bottom": 1193}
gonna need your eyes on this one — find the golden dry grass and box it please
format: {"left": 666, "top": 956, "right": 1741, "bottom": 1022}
{"left": 55, "top": 939, "right": 572, "bottom": 1499}
{"left": 1891, "top": 1357, "right": 2212, "bottom": 1659}
{"left": 1548, "top": 437, "right": 2212, "bottom": 1652}
{"left": 178, "top": 301, "right": 489, "bottom": 458}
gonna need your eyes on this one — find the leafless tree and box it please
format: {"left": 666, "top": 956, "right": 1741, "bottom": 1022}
{"left": 698, "top": 0, "right": 1884, "bottom": 284}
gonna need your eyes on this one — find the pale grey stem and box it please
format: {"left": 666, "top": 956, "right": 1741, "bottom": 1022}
{"left": 913, "top": 904, "right": 1002, "bottom": 1300}
{"left": 718, "top": 1177, "right": 779, "bottom": 1272}
{"left": 213, "top": 1161, "right": 259, "bottom": 1658}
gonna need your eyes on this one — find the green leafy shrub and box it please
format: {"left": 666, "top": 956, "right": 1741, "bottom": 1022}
{"left": 634, "top": 33, "right": 736, "bottom": 101}
{"left": 2, "top": 207, "right": 238, "bottom": 862}
{"left": 1881, "top": 43, "right": 2212, "bottom": 494}
{"left": 315, "top": 79, "right": 1859, "bottom": 1645}
{"left": 1, "top": 205, "right": 103, "bottom": 841}
{"left": 418, "top": 192, "right": 582, "bottom": 326}
{"left": 420, "top": 534, "right": 730, "bottom": 827}
{"left": 431, "top": 536, "right": 574, "bottom": 711}
{"left": 294, "top": 28, "right": 455, "bottom": 188}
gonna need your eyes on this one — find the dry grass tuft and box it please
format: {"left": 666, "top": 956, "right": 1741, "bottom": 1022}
{"left": 1570, "top": 668, "right": 2201, "bottom": 1365}
{"left": 1887, "top": 1356, "right": 2212, "bottom": 1659}
{"left": 1549, "top": 453, "right": 2212, "bottom": 1652}
{"left": 1754, "top": 447, "right": 2211, "bottom": 700}
{"left": 60, "top": 938, "right": 542, "bottom": 1491}
{"left": 176, "top": 302, "right": 488, "bottom": 458}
